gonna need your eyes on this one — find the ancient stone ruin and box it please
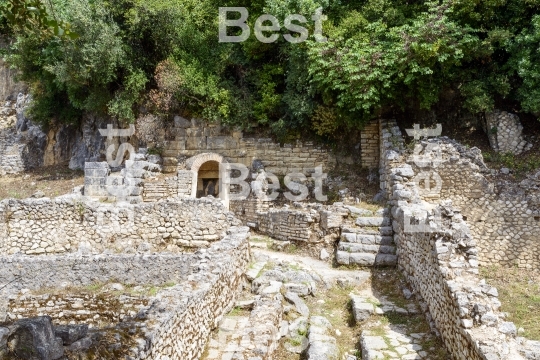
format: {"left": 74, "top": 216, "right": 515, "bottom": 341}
{"left": 1, "top": 114, "right": 539, "bottom": 360}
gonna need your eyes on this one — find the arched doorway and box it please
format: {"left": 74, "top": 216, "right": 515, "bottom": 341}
{"left": 185, "top": 153, "right": 229, "bottom": 209}
{"left": 196, "top": 160, "right": 220, "bottom": 198}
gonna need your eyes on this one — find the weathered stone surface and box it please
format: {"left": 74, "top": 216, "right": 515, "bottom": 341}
{"left": 350, "top": 296, "right": 375, "bottom": 323}
{"left": 54, "top": 324, "right": 88, "bottom": 346}
{"left": 67, "top": 336, "right": 92, "bottom": 352}
{"left": 284, "top": 292, "right": 310, "bottom": 317}
{"left": 355, "top": 217, "right": 390, "bottom": 227}
{"left": 307, "top": 316, "right": 338, "bottom": 360}
{"left": 7, "top": 316, "right": 64, "bottom": 360}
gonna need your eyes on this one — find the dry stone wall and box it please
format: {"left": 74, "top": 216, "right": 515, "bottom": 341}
{"left": 0, "top": 254, "right": 193, "bottom": 294}
{"left": 360, "top": 120, "right": 380, "bottom": 168}
{"left": 230, "top": 198, "right": 348, "bottom": 243}
{"left": 1, "top": 226, "right": 251, "bottom": 360}
{"left": 135, "top": 226, "right": 250, "bottom": 360}
{"left": 0, "top": 195, "right": 235, "bottom": 256}
{"left": 411, "top": 139, "right": 540, "bottom": 269}
{"left": 485, "top": 110, "right": 531, "bottom": 154}
{"left": 380, "top": 120, "right": 540, "bottom": 360}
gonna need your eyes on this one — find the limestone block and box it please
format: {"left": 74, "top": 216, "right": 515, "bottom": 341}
{"left": 186, "top": 136, "right": 207, "bottom": 150}
{"left": 207, "top": 136, "right": 238, "bottom": 150}
{"left": 174, "top": 115, "right": 191, "bottom": 128}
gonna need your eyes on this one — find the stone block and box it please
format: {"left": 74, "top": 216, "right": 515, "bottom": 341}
{"left": 356, "top": 217, "right": 390, "bottom": 227}
{"left": 350, "top": 296, "right": 374, "bottom": 323}
{"left": 374, "top": 254, "right": 397, "bottom": 266}
{"left": 186, "top": 136, "right": 206, "bottom": 150}
{"left": 84, "top": 168, "right": 109, "bottom": 178}
{"left": 321, "top": 211, "right": 343, "bottom": 230}
{"left": 84, "top": 185, "right": 108, "bottom": 197}
{"left": 84, "top": 162, "right": 109, "bottom": 170}
{"left": 207, "top": 136, "right": 238, "bottom": 150}
{"left": 350, "top": 253, "right": 376, "bottom": 266}
{"left": 336, "top": 251, "right": 350, "bottom": 265}
{"left": 174, "top": 115, "right": 191, "bottom": 128}
{"left": 84, "top": 177, "right": 106, "bottom": 186}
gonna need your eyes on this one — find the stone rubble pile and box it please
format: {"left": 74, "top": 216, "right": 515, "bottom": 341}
{"left": 204, "top": 252, "right": 341, "bottom": 360}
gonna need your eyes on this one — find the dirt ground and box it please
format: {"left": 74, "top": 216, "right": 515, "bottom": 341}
{"left": 0, "top": 165, "right": 84, "bottom": 200}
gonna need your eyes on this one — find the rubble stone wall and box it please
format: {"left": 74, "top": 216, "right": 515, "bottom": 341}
{"left": 0, "top": 254, "right": 192, "bottom": 293}
{"left": 380, "top": 120, "right": 535, "bottom": 360}
{"left": 485, "top": 110, "right": 531, "bottom": 154}
{"left": 1, "top": 227, "right": 251, "bottom": 360}
{"left": 135, "top": 226, "right": 251, "bottom": 360}
{"left": 257, "top": 208, "right": 318, "bottom": 242}
{"left": 230, "top": 198, "right": 347, "bottom": 243}
{"left": 0, "top": 196, "right": 234, "bottom": 255}
{"left": 404, "top": 138, "right": 540, "bottom": 270}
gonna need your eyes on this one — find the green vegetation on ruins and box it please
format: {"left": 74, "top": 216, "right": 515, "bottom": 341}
{"left": 0, "top": 0, "right": 539, "bottom": 144}
{"left": 481, "top": 266, "right": 540, "bottom": 341}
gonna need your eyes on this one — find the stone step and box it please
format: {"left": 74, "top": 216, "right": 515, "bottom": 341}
{"left": 336, "top": 251, "right": 397, "bottom": 267}
{"left": 341, "top": 233, "right": 394, "bottom": 246}
{"left": 350, "top": 295, "right": 376, "bottom": 323}
{"left": 355, "top": 217, "right": 391, "bottom": 227}
{"left": 341, "top": 226, "right": 393, "bottom": 237}
{"left": 338, "top": 242, "right": 395, "bottom": 255}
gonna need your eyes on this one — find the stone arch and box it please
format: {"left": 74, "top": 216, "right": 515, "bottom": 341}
{"left": 187, "top": 152, "right": 227, "bottom": 172}
{"left": 185, "top": 153, "right": 229, "bottom": 208}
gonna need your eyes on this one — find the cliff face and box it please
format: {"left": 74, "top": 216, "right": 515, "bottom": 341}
{"left": 0, "top": 59, "right": 117, "bottom": 174}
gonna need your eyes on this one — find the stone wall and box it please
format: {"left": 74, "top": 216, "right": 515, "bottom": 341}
{"left": 0, "top": 195, "right": 235, "bottom": 255}
{"left": 485, "top": 110, "right": 531, "bottom": 155}
{"left": 380, "top": 120, "right": 538, "bottom": 360}
{"left": 230, "top": 199, "right": 348, "bottom": 243}
{"left": 134, "top": 226, "right": 250, "bottom": 360}
{"left": 162, "top": 116, "right": 336, "bottom": 176}
{"left": 1, "top": 226, "right": 251, "bottom": 360}
{"left": 360, "top": 120, "right": 380, "bottom": 169}
{"left": 411, "top": 139, "right": 540, "bottom": 269}
{"left": 0, "top": 254, "right": 192, "bottom": 294}
{"left": 143, "top": 177, "right": 178, "bottom": 202}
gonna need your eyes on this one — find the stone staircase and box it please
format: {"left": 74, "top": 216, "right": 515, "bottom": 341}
{"left": 336, "top": 208, "right": 397, "bottom": 267}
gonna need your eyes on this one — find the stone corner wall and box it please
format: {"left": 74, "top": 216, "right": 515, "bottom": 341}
{"left": 141, "top": 226, "right": 251, "bottom": 360}
{"left": 0, "top": 226, "right": 252, "bottom": 360}
{"left": 379, "top": 120, "right": 536, "bottom": 360}
{"left": 411, "top": 138, "right": 540, "bottom": 270}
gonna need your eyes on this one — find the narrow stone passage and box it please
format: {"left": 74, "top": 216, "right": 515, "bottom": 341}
{"left": 203, "top": 235, "right": 448, "bottom": 360}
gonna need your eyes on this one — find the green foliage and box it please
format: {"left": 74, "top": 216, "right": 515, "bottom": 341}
{"left": 0, "top": 0, "right": 78, "bottom": 39}
{"left": 1, "top": 0, "right": 539, "bottom": 135}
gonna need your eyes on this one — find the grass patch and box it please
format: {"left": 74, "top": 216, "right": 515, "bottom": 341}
{"left": 228, "top": 306, "right": 250, "bottom": 317}
{"left": 483, "top": 151, "right": 540, "bottom": 178}
{"left": 480, "top": 265, "right": 540, "bottom": 340}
